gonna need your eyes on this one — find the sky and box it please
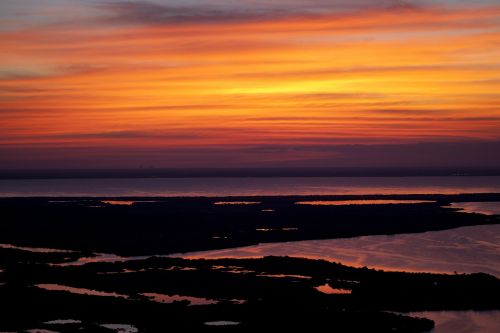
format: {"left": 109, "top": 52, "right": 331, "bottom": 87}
{"left": 1, "top": 0, "right": 500, "bottom": 169}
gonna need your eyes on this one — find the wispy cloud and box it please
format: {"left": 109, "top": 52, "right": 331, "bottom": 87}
{"left": 2, "top": 141, "right": 500, "bottom": 169}
{"left": 0, "top": 0, "right": 499, "bottom": 168}
{"left": 95, "top": 0, "right": 423, "bottom": 26}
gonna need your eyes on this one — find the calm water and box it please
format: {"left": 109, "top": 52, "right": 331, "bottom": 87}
{"left": 17, "top": 202, "right": 497, "bottom": 277}
{"left": 1, "top": 176, "right": 500, "bottom": 197}
{"left": 36, "top": 284, "right": 129, "bottom": 299}
{"left": 409, "top": 311, "right": 500, "bottom": 333}
{"left": 46, "top": 221, "right": 500, "bottom": 277}
{"left": 449, "top": 202, "right": 500, "bottom": 215}
{"left": 181, "top": 201, "right": 498, "bottom": 278}
{"left": 179, "top": 213, "right": 500, "bottom": 277}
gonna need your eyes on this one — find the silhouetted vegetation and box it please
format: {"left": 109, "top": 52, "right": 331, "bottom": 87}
{"left": 3, "top": 249, "right": 499, "bottom": 332}
{"left": 0, "top": 194, "right": 499, "bottom": 332}
{"left": 0, "top": 194, "right": 498, "bottom": 255}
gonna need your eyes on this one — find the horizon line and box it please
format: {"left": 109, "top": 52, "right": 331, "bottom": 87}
{"left": 1, "top": 166, "right": 500, "bottom": 179}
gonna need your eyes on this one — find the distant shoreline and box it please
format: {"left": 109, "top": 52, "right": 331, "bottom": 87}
{"left": 1, "top": 193, "right": 500, "bottom": 200}
{"left": 2, "top": 167, "right": 500, "bottom": 179}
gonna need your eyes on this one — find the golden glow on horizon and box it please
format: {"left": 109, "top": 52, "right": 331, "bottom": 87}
{"left": 0, "top": 3, "right": 500, "bottom": 166}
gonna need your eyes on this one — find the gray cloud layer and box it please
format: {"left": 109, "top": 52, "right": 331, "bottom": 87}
{"left": 96, "top": 0, "right": 421, "bottom": 25}
{"left": 1, "top": 141, "right": 499, "bottom": 169}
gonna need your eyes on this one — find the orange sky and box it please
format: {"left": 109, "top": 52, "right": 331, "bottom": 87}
{"left": 1, "top": 1, "right": 500, "bottom": 168}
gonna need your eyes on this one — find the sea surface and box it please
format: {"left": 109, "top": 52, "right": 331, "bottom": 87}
{"left": 409, "top": 311, "right": 500, "bottom": 333}
{"left": 1, "top": 176, "right": 500, "bottom": 197}
{"left": 179, "top": 224, "right": 500, "bottom": 277}
{"left": 178, "top": 201, "right": 500, "bottom": 276}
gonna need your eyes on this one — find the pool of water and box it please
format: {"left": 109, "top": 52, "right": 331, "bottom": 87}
{"left": 179, "top": 223, "right": 500, "bottom": 277}
{"left": 409, "top": 311, "right": 500, "bottom": 333}
{"left": 35, "top": 284, "right": 129, "bottom": 299}
{"left": 295, "top": 200, "right": 434, "bottom": 205}
{"left": 141, "top": 292, "right": 218, "bottom": 306}
{"left": 449, "top": 202, "right": 500, "bottom": 215}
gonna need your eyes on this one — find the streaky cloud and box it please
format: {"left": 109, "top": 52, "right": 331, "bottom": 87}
{"left": 95, "top": 0, "right": 423, "bottom": 26}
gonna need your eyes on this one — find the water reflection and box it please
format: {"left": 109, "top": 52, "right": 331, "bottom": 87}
{"left": 255, "top": 227, "right": 298, "bottom": 232}
{"left": 2, "top": 176, "right": 500, "bottom": 197}
{"left": 179, "top": 224, "right": 500, "bottom": 277}
{"left": 44, "top": 319, "right": 81, "bottom": 325}
{"left": 36, "top": 284, "right": 129, "bottom": 299}
{"left": 56, "top": 253, "right": 147, "bottom": 267}
{"left": 0, "top": 243, "right": 74, "bottom": 254}
{"left": 409, "top": 310, "right": 500, "bottom": 333}
{"left": 204, "top": 321, "right": 240, "bottom": 326}
{"left": 256, "top": 273, "right": 311, "bottom": 279}
{"left": 214, "top": 201, "right": 261, "bottom": 205}
{"left": 100, "top": 324, "right": 138, "bottom": 333}
{"left": 102, "top": 200, "right": 135, "bottom": 206}
{"left": 315, "top": 284, "right": 351, "bottom": 295}
{"left": 141, "top": 292, "right": 217, "bottom": 306}
{"left": 296, "top": 200, "right": 434, "bottom": 205}
{"left": 449, "top": 202, "right": 500, "bottom": 215}
{"left": 101, "top": 200, "right": 160, "bottom": 206}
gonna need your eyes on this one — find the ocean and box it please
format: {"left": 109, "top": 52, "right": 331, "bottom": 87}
{"left": 1, "top": 176, "right": 500, "bottom": 197}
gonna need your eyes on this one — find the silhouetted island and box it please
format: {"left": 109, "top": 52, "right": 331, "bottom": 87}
{"left": 0, "top": 193, "right": 498, "bottom": 255}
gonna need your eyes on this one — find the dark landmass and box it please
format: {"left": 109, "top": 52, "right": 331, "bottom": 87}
{"left": 1, "top": 194, "right": 499, "bottom": 332}
{"left": 1, "top": 166, "right": 500, "bottom": 179}
{"left": 1, "top": 248, "right": 499, "bottom": 332}
{"left": 0, "top": 194, "right": 499, "bottom": 255}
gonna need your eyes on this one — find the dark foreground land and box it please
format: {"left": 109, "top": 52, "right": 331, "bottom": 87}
{"left": 1, "top": 249, "right": 500, "bottom": 332}
{"left": 0, "top": 194, "right": 499, "bottom": 332}
{"left": 0, "top": 193, "right": 499, "bottom": 255}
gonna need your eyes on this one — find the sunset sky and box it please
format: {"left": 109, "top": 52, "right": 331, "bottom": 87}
{"left": 1, "top": 0, "right": 500, "bottom": 169}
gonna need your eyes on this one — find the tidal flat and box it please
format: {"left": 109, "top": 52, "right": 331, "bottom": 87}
{"left": 2, "top": 249, "right": 500, "bottom": 332}
{"left": 0, "top": 194, "right": 499, "bottom": 332}
{"left": 0, "top": 193, "right": 499, "bottom": 256}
